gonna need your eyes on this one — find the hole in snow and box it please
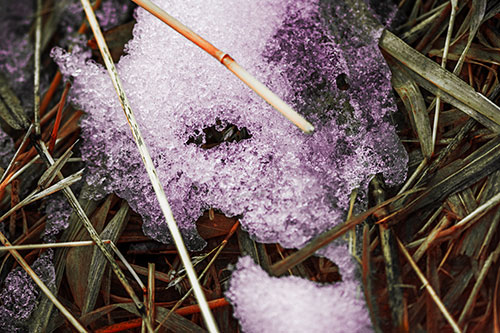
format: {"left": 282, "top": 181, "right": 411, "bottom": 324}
{"left": 187, "top": 119, "right": 252, "bottom": 149}
{"left": 335, "top": 73, "right": 350, "bottom": 91}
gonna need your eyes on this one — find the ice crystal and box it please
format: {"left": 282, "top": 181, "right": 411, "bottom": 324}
{"left": 0, "top": 251, "right": 55, "bottom": 333}
{"left": 42, "top": 194, "right": 73, "bottom": 242}
{"left": 226, "top": 255, "right": 372, "bottom": 333}
{"left": 0, "top": 0, "right": 34, "bottom": 99}
{"left": 53, "top": 0, "right": 407, "bottom": 250}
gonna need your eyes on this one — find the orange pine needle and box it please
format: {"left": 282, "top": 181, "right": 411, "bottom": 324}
{"left": 176, "top": 297, "right": 229, "bottom": 316}
{"left": 39, "top": 71, "right": 63, "bottom": 117}
{"left": 48, "top": 82, "right": 71, "bottom": 154}
{"left": 95, "top": 318, "right": 142, "bottom": 333}
{"left": 95, "top": 298, "right": 230, "bottom": 332}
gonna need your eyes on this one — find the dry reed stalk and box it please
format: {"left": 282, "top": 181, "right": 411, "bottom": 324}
{"left": 156, "top": 221, "right": 239, "bottom": 331}
{"left": 78, "top": 0, "right": 218, "bottom": 331}
{"left": 0, "top": 125, "right": 33, "bottom": 183}
{"left": 33, "top": 0, "right": 42, "bottom": 135}
{"left": 27, "top": 139, "right": 150, "bottom": 330}
{"left": 147, "top": 263, "right": 155, "bottom": 331}
{"left": 0, "top": 240, "right": 111, "bottom": 251}
{"left": 395, "top": 236, "right": 461, "bottom": 333}
{"left": 432, "top": 0, "right": 457, "bottom": 151}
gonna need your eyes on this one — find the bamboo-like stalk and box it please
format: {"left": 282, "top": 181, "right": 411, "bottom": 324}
{"left": 397, "top": 159, "right": 427, "bottom": 195}
{"left": 432, "top": 0, "right": 457, "bottom": 152}
{"left": 78, "top": 1, "right": 218, "bottom": 332}
{"left": 156, "top": 221, "right": 239, "bottom": 331}
{"left": 147, "top": 263, "right": 155, "bottom": 330}
{"left": 29, "top": 139, "right": 151, "bottom": 331}
{"left": 0, "top": 240, "right": 111, "bottom": 251}
{"left": 0, "top": 231, "right": 87, "bottom": 332}
{"left": 269, "top": 189, "right": 422, "bottom": 276}
{"left": 108, "top": 240, "right": 146, "bottom": 290}
{"left": 0, "top": 169, "right": 83, "bottom": 224}
{"left": 395, "top": 237, "right": 461, "bottom": 333}
{"left": 34, "top": 0, "right": 42, "bottom": 135}
{"left": 129, "top": 0, "right": 313, "bottom": 134}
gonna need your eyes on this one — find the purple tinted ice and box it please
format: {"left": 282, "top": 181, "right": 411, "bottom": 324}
{"left": 0, "top": 251, "right": 55, "bottom": 332}
{"left": 53, "top": 0, "right": 407, "bottom": 250}
{"left": 226, "top": 255, "right": 372, "bottom": 333}
{"left": 43, "top": 194, "right": 73, "bottom": 242}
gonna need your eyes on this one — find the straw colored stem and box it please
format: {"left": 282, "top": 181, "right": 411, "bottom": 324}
{"left": 78, "top": 0, "right": 217, "bottom": 331}
{"left": 129, "top": 0, "right": 313, "bottom": 134}
{"left": 30, "top": 139, "right": 148, "bottom": 329}
{"left": 397, "top": 159, "right": 427, "bottom": 195}
{"left": 396, "top": 237, "right": 461, "bottom": 333}
{"left": 33, "top": 0, "right": 42, "bottom": 135}
{"left": 2, "top": 155, "right": 39, "bottom": 188}
{"left": 431, "top": 0, "right": 457, "bottom": 152}
{"left": 433, "top": 191, "right": 500, "bottom": 240}
{"left": 269, "top": 189, "right": 420, "bottom": 276}
{"left": 147, "top": 263, "right": 155, "bottom": 329}
{"left": 108, "top": 240, "right": 146, "bottom": 291}
{"left": 0, "top": 169, "right": 83, "bottom": 224}
{"left": 0, "top": 125, "right": 33, "bottom": 184}
{"left": 0, "top": 240, "right": 111, "bottom": 251}
{"left": 0, "top": 231, "right": 87, "bottom": 332}
{"left": 458, "top": 240, "right": 500, "bottom": 325}
{"left": 155, "top": 221, "right": 239, "bottom": 332}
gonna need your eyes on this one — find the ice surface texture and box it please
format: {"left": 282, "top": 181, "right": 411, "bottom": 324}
{"left": 53, "top": 0, "right": 407, "bottom": 250}
{"left": 0, "top": 0, "right": 35, "bottom": 106}
{"left": 0, "top": 251, "right": 55, "bottom": 333}
{"left": 43, "top": 194, "right": 73, "bottom": 242}
{"left": 226, "top": 254, "right": 372, "bottom": 333}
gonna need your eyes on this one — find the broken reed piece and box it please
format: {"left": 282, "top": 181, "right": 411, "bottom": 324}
{"left": 78, "top": 0, "right": 219, "bottom": 332}
{"left": 0, "top": 239, "right": 112, "bottom": 251}
{"left": 129, "top": 0, "right": 314, "bottom": 134}
{"left": 431, "top": 0, "right": 457, "bottom": 153}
